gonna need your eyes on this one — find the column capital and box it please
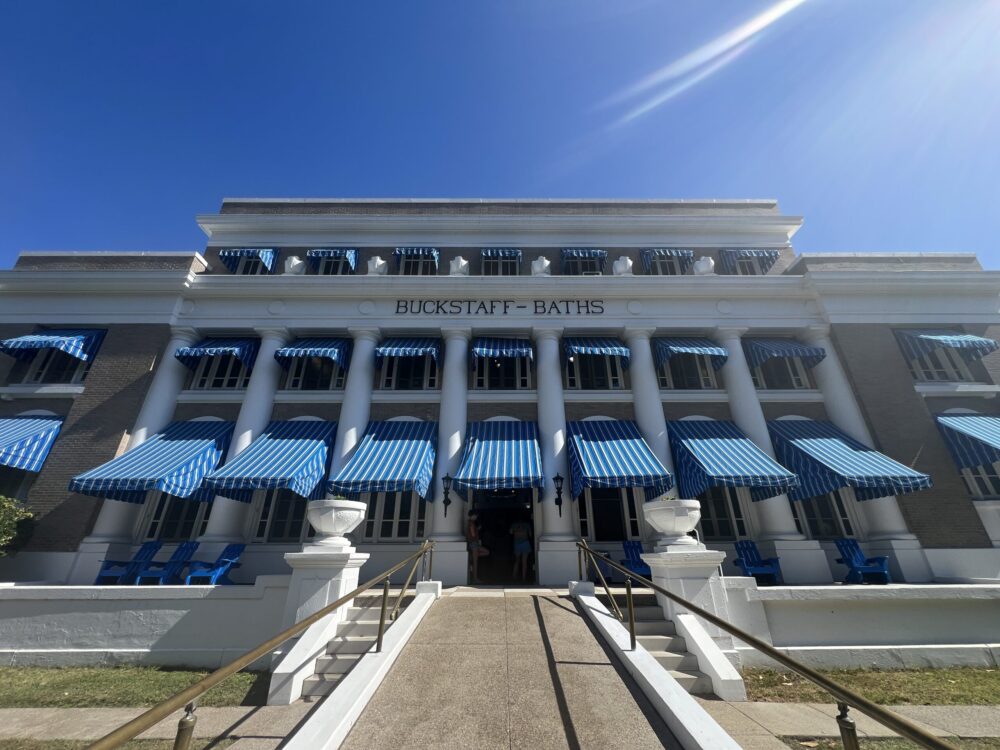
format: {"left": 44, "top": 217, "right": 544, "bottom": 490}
{"left": 441, "top": 326, "right": 472, "bottom": 342}
{"left": 347, "top": 327, "right": 381, "bottom": 343}
{"left": 170, "top": 326, "right": 200, "bottom": 344}
{"left": 714, "top": 326, "right": 748, "bottom": 342}
{"left": 802, "top": 324, "right": 831, "bottom": 343}
{"left": 622, "top": 327, "right": 657, "bottom": 342}
{"left": 254, "top": 326, "right": 289, "bottom": 343}
{"left": 532, "top": 326, "right": 564, "bottom": 342}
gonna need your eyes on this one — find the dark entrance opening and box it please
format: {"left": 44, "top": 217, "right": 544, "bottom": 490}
{"left": 469, "top": 489, "right": 535, "bottom": 585}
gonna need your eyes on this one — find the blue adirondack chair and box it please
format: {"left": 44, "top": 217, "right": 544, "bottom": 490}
{"left": 835, "top": 538, "right": 891, "bottom": 584}
{"left": 733, "top": 540, "right": 783, "bottom": 585}
{"left": 133, "top": 541, "right": 200, "bottom": 585}
{"left": 620, "top": 540, "right": 651, "bottom": 578}
{"left": 185, "top": 544, "right": 245, "bottom": 585}
{"left": 94, "top": 541, "right": 162, "bottom": 585}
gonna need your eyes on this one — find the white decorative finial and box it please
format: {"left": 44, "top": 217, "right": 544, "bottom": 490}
{"left": 368, "top": 256, "right": 388, "bottom": 275}
{"left": 450, "top": 256, "right": 470, "bottom": 276}
{"left": 531, "top": 256, "right": 551, "bottom": 276}
{"left": 613, "top": 256, "right": 633, "bottom": 276}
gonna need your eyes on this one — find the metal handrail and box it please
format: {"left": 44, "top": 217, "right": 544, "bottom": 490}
{"left": 577, "top": 540, "right": 957, "bottom": 750}
{"left": 86, "top": 540, "right": 435, "bottom": 750}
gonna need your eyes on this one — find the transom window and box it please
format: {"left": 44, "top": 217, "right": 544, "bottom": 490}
{"left": 751, "top": 357, "right": 814, "bottom": 390}
{"left": 142, "top": 493, "right": 209, "bottom": 542}
{"left": 651, "top": 257, "right": 684, "bottom": 276}
{"left": 473, "top": 356, "right": 532, "bottom": 390}
{"left": 361, "top": 491, "right": 428, "bottom": 542}
{"left": 907, "top": 347, "right": 975, "bottom": 383}
{"left": 9, "top": 348, "right": 91, "bottom": 385}
{"left": 961, "top": 464, "right": 1000, "bottom": 498}
{"left": 482, "top": 257, "right": 519, "bottom": 276}
{"left": 734, "top": 257, "right": 767, "bottom": 276}
{"left": 577, "top": 487, "right": 641, "bottom": 542}
{"left": 253, "top": 489, "right": 315, "bottom": 543}
{"left": 379, "top": 356, "right": 438, "bottom": 390}
{"left": 697, "top": 486, "right": 748, "bottom": 542}
{"left": 563, "top": 257, "right": 603, "bottom": 276}
{"left": 235, "top": 256, "right": 268, "bottom": 276}
{"left": 565, "top": 355, "right": 624, "bottom": 390}
{"left": 283, "top": 356, "right": 346, "bottom": 390}
{"left": 789, "top": 490, "right": 856, "bottom": 540}
{"left": 658, "top": 355, "right": 717, "bottom": 390}
{"left": 314, "top": 256, "right": 352, "bottom": 276}
{"left": 188, "top": 354, "right": 252, "bottom": 390}
{"left": 398, "top": 257, "right": 437, "bottom": 276}
{"left": 0, "top": 465, "right": 34, "bottom": 502}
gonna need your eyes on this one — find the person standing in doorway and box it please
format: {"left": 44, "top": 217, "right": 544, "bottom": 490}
{"left": 510, "top": 518, "right": 533, "bottom": 582}
{"left": 467, "top": 511, "right": 486, "bottom": 584}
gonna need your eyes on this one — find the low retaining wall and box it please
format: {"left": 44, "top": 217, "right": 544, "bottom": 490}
{"left": 0, "top": 576, "right": 290, "bottom": 668}
{"left": 725, "top": 579, "right": 1000, "bottom": 668}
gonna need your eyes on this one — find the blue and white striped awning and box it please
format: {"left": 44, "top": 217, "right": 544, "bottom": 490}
{"left": 453, "top": 421, "right": 544, "bottom": 492}
{"left": 768, "top": 419, "right": 931, "bottom": 502}
{"left": 218, "top": 248, "right": 278, "bottom": 274}
{"left": 563, "top": 337, "right": 630, "bottom": 368}
{"left": 481, "top": 248, "right": 522, "bottom": 260}
{"left": 719, "top": 248, "right": 780, "bottom": 275}
{"left": 69, "top": 420, "right": 234, "bottom": 504}
{"left": 566, "top": 420, "right": 673, "bottom": 501}
{"left": 561, "top": 248, "right": 607, "bottom": 273}
{"left": 306, "top": 248, "right": 358, "bottom": 271}
{"left": 471, "top": 337, "right": 533, "bottom": 361}
{"left": 896, "top": 330, "right": 999, "bottom": 363}
{"left": 327, "top": 420, "right": 438, "bottom": 498}
{"left": 639, "top": 249, "right": 694, "bottom": 274}
{"left": 744, "top": 338, "right": 826, "bottom": 370}
{"left": 667, "top": 420, "right": 798, "bottom": 502}
{"left": 393, "top": 247, "right": 440, "bottom": 269}
{"left": 175, "top": 338, "right": 260, "bottom": 370}
{"left": 0, "top": 417, "right": 63, "bottom": 472}
{"left": 204, "top": 420, "right": 338, "bottom": 502}
{"left": 936, "top": 414, "right": 1000, "bottom": 470}
{"left": 375, "top": 337, "right": 441, "bottom": 363}
{"left": 274, "top": 338, "right": 352, "bottom": 371}
{"left": 652, "top": 337, "right": 728, "bottom": 370}
{"left": 0, "top": 329, "right": 106, "bottom": 363}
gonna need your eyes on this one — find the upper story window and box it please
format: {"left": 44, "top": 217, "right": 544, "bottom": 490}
{"left": 189, "top": 354, "right": 252, "bottom": 390}
{"left": 744, "top": 338, "right": 824, "bottom": 390}
{"left": 576, "top": 487, "right": 641, "bottom": 542}
{"left": 15, "top": 348, "right": 91, "bottom": 385}
{"left": 719, "top": 249, "right": 780, "bottom": 276}
{"left": 641, "top": 249, "right": 694, "bottom": 276}
{"left": 481, "top": 248, "right": 522, "bottom": 276}
{"left": 751, "top": 355, "right": 814, "bottom": 390}
{"left": 315, "top": 256, "right": 351, "bottom": 275}
{"left": 283, "top": 356, "right": 346, "bottom": 390}
{"left": 895, "top": 330, "right": 998, "bottom": 384}
{"left": 361, "top": 490, "right": 427, "bottom": 542}
{"left": 961, "top": 464, "right": 1000, "bottom": 498}
{"left": 219, "top": 248, "right": 277, "bottom": 276}
{"left": 789, "top": 490, "right": 857, "bottom": 540}
{"left": 394, "top": 247, "right": 439, "bottom": 276}
{"left": 253, "top": 488, "right": 315, "bottom": 543}
{"left": 658, "top": 355, "right": 718, "bottom": 389}
{"left": 379, "top": 355, "right": 438, "bottom": 390}
{"left": 143, "top": 492, "right": 209, "bottom": 542}
{"left": 565, "top": 354, "right": 624, "bottom": 390}
{"left": 561, "top": 248, "right": 607, "bottom": 276}
{"left": 908, "top": 346, "right": 974, "bottom": 383}
{"left": 474, "top": 356, "right": 532, "bottom": 390}
{"left": 307, "top": 248, "right": 357, "bottom": 276}
{"left": 0, "top": 329, "right": 105, "bottom": 386}
{"left": 697, "top": 486, "right": 748, "bottom": 542}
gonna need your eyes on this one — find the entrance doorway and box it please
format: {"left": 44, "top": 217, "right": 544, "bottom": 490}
{"left": 468, "top": 489, "right": 535, "bottom": 585}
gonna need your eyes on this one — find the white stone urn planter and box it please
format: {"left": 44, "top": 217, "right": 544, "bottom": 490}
{"left": 643, "top": 497, "right": 703, "bottom": 549}
{"left": 306, "top": 497, "right": 368, "bottom": 548}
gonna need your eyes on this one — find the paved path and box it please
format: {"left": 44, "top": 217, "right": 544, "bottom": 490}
{"left": 341, "top": 591, "right": 681, "bottom": 750}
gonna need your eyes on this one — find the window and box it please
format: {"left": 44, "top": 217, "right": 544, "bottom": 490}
{"left": 235, "top": 256, "right": 268, "bottom": 276}
{"left": 482, "top": 257, "right": 519, "bottom": 276}
{"left": 565, "top": 354, "right": 624, "bottom": 390}
{"left": 398, "top": 257, "right": 437, "bottom": 276}
{"left": 658, "top": 355, "right": 717, "bottom": 390}
{"left": 283, "top": 357, "right": 346, "bottom": 390}
{"left": 188, "top": 355, "right": 252, "bottom": 390}
{"left": 961, "top": 464, "right": 1000, "bottom": 498}
{"left": 9, "top": 348, "right": 91, "bottom": 385}
{"left": 734, "top": 257, "right": 766, "bottom": 276}
{"left": 752, "top": 357, "right": 814, "bottom": 390}
{"left": 697, "top": 486, "right": 748, "bottom": 541}
{"left": 361, "top": 491, "right": 427, "bottom": 541}
{"left": 651, "top": 257, "right": 683, "bottom": 276}
{"left": 473, "top": 356, "right": 532, "bottom": 390}
{"left": 0, "top": 466, "right": 33, "bottom": 501}
{"left": 577, "top": 487, "right": 641, "bottom": 542}
{"left": 253, "top": 489, "right": 314, "bottom": 543}
{"left": 379, "top": 356, "right": 438, "bottom": 390}
{"left": 790, "top": 491, "right": 856, "bottom": 540}
{"left": 313, "top": 256, "right": 352, "bottom": 276}
{"left": 143, "top": 493, "right": 209, "bottom": 542}
{"left": 563, "top": 257, "right": 603, "bottom": 276}
{"left": 907, "top": 346, "right": 975, "bottom": 383}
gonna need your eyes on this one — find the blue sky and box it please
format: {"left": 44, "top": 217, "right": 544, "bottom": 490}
{"left": 2, "top": 1, "right": 998, "bottom": 267}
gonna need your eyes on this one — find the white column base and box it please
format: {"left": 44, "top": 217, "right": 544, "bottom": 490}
{"left": 427, "top": 541, "right": 468, "bottom": 586}
{"left": 864, "top": 538, "right": 932, "bottom": 583}
{"left": 971, "top": 500, "right": 1000, "bottom": 548}
{"left": 756, "top": 540, "right": 833, "bottom": 584}
{"left": 537, "top": 539, "right": 581, "bottom": 586}
{"left": 67, "top": 539, "right": 134, "bottom": 585}
{"left": 281, "top": 546, "right": 370, "bottom": 630}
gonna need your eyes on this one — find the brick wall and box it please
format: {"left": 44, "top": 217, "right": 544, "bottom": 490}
{"left": 466, "top": 402, "right": 537, "bottom": 422}
{"left": 831, "top": 324, "right": 991, "bottom": 548}
{"left": 13, "top": 254, "right": 206, "bottom": 273}
{"left": 171, "top": 403, "right": 243, "bottom": 423}
{"left": 662, "top": 402, "right": 733, "bottom": 421}
{"left": 21, "top": 325, "right": 172, "bottom": 551}
{"left": 270, "top": 403, "right": 341, "bottom": 422}
{"left": 760, "top": 402, "right": 829, "bottom": 421}
{"left": 369, "top": 402, "right": 439, "bottom": 422}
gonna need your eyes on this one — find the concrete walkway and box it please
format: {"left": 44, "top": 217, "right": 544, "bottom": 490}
{"left": 340, "top": 590, "right": 681, "bottom": 749}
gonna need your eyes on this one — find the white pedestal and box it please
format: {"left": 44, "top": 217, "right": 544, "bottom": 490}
{"left": 866, "top": 538, "right": 932, "bottom": 583}
{"left": 757, "top": 539, "right": 833, "bottom": 584}
{"left": 281, "top": 546, "right": 370, "bottom": 630}
{"left": 68, "top": 539, "right": 131, "bottom": 585}
{"left": 428, "top": 541, "right": 468, "bottom": 586}
{"left": 538, "top": 539, "right": 580, "bottom": 586}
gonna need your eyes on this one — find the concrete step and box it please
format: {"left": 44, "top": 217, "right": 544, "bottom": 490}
{"left": 631, "top": 619, "right": 675, "bottom": 636}
{"left": 301, "top": 673, "right": 344, "bottom": 700}
{"left": 668, "top": 670, "right": 713, "bottom": 695}
{"left": 326, "top": 635, "right": 376, "bottom": 654}
{"left": 635, "top": 634, "right": 686, "bottom": 652}
{"left": 336, "top": 619, "right": 384, "bottom": 637}
{"left": 631, "top": 605, "right": 665, "bottom": 622}
{"left": 315, "top": 652, "right": 364, "bottom": 675}
{"left": 647, "top": 650, "right": 700, "bottom": 671}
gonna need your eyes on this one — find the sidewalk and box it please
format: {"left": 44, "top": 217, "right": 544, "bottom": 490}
{"left": 698, "top": 699, "right": 1000, "bottom": 749}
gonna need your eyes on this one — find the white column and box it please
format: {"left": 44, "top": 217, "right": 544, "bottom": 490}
{"left": 329, "top": 328, "right": 379, "bottom": 477}
{"left": 715, "top": 327, "right": 802, "bottom": 541}
{"left": 430, "top": 328, "right": 470, "bottom": 542}
{"left": 87, "top": 327, "right": 199, "bottom": 542}
{"left": 200, "top": 328, "right": 288, "bottom": 543}
{"left": 624, "top": 329, "right": 678, "bottom": 497}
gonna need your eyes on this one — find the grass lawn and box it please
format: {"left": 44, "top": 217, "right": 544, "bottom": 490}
{"left": 744, "top": 667, "right": 1000, "bottom": 705}
{"left": 0, "top": 667, "right": 268, "bottom": 708}
{"left": 782, "top": 739, "right": 1000, "bottom": 749}
{"left": 0, "top": 742, "right": 236, "bottom": 750}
